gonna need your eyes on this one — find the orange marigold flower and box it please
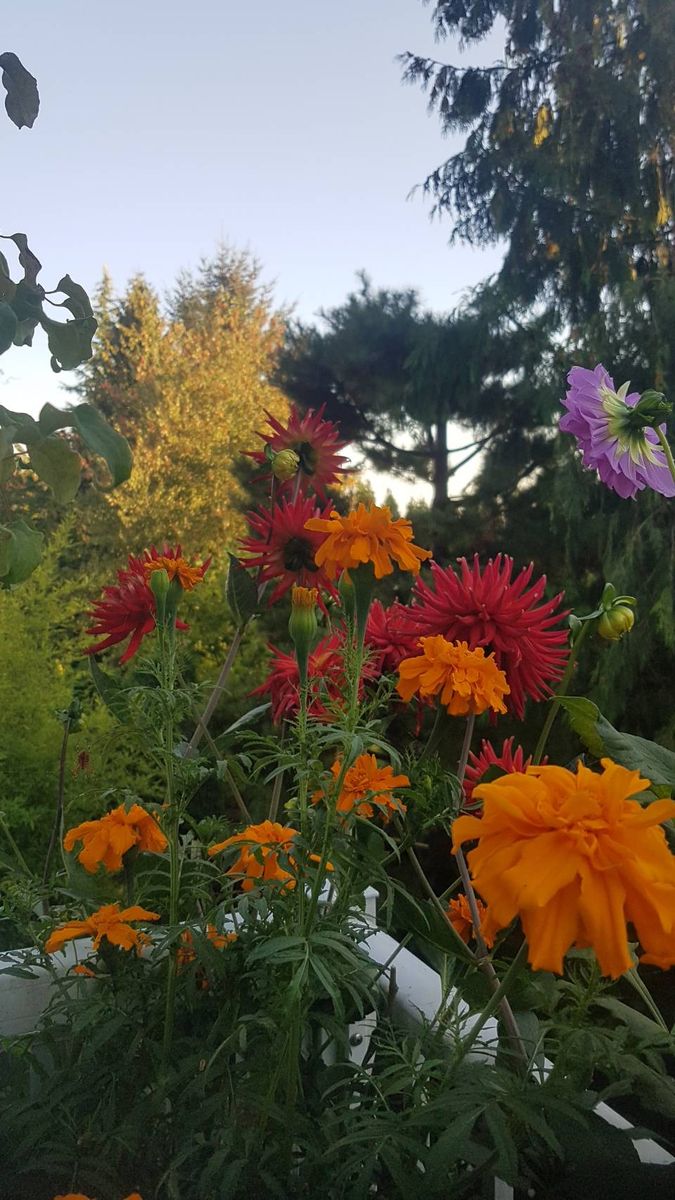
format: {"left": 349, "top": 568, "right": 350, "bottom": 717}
{"left": 177, "top": 924, "right": 237, "bottom": 969}
{"left": 447, "top": 893, "right": 493, "bottom": 948}
{"left": 45, "top": 903, "right": 159, "bottom": 956}
{"left": 144, "top": 545, "right": 209, "bottom": 591}
{"left": 452, "top": 759, "right": 675, "bottom": 978}
{"left": 64, "top": 803, "right": 167, "bottom": 874}
{"left": 208, "top": 820, "right": 300, "bottom": 892}
{"left": 397, "top": 637, "right": 510, "bottom": 716}
{"left": 313, "top": 754, "right": 410, "bottom": 822}
{"left": 304, "top": 503, "right": 431, "bottom": 580}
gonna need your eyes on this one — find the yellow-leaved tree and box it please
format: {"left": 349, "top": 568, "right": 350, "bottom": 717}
{"left": 77, "top": 248, "right": 289, "bottom": 553}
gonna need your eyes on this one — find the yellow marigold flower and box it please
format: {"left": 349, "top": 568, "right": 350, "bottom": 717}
{"left": 64, "top": 803, "right": 168, "bottom": 874}
{"left": 312, "top": 754, "right": 410, "bottom": 822}
{"left": 397, "top": 637, "right": 510, "bottom": 716}
{"left": 447, "top": 893, "right": 494, "bottom": 948}
{"left": 45, "top": 903, "right": 159, "bottom": 956}
{"left": 452, "top": 759, "right": 675, "bottom": 978}
{"left": 304, "top": 503, "right": 431, "bottom": 580}
{"left": 208, "top": 820, "right": 300, "bottom": 891}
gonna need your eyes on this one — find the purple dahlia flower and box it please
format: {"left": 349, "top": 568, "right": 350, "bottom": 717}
{"left": 560, "top": 364, "right": 675, "bottom": 499}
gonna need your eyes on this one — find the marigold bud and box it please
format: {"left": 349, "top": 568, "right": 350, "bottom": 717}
{"left": 289, "top": 586, "right": 319, "bottom": 687}
{"left": 598, "top": 604, "right": 635, "bottom": 641}
{"left": 271, "top": 448, "right": 300, "bottom": 482}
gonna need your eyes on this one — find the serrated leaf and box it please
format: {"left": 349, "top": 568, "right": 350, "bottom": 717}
{"left": 28, "top": 434, "right": 81, "bottom": 503}
{"left": 226, "top": 554, "right": 258, "bottom": 626}
{"left": 0, "top": 52, "right": 39, "bottom": 129}
{"left": 0, "top": 517, "right": 43, "bottom": 585}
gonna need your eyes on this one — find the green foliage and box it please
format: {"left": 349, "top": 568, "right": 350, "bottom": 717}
{"left": 0, "top": 234, "right": 97, "bottom": 371}
{"left": 0, "top": 51, "right": 39, "bottom": 128}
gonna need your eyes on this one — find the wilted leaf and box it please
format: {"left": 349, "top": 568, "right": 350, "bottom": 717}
{"left": 0, "top": 52, "right": 39, "bottom": 129}
{"left": 41, "top": 313, "right": 98, "bottom": 372}
{"left": 226, "top": 554, "right": 258, "bottom": 626}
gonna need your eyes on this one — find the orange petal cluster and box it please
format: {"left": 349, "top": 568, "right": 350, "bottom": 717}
{"left": 313, "top": 754, "right": 409, "bottom": 822}
{"left": 397, "top": 636, "right": 510, "bottom": 716}
{"left": 304, "top": 503, "right": 431, "bottom": 580}
{"left": 45, "top": 904, "right": 159, "bottom": 956}
{"left": 447, "top": 893, "right": 493, "bottom": 948}
{"left": 177, "top": 925, "right": 237, "bottom": 983}
{"left": 452, "top": 759, "right": 675, "bottom": 978}
{"left": 208, "top": 820, "right": 300, "bottom": 892}
{"left": 144, "top": 550, "right": 209, "bottom": 591}
{"left": 64, "top": 803, "right": 167, "bottom": 874}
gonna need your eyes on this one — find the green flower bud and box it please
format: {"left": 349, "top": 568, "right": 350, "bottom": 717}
{"left": 288, "top": 586, "right": 319, "bottom": 686}
{"left": 598, "top": 604, "right": 635, "bottom": 641}
{"left": 148, "top": 567, "right": 170, "bottom": 625}
{"left": 271, "top": 448, "right": 300, "bottom": 482}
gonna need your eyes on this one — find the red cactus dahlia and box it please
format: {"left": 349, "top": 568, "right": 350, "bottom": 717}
{"left": 252, "top": 632, "right": 378, "bottom": 724}
{"left": 405, "top": 555, "right": 569, "bottom": 719}
{"left": 240, "top": 494, "right": 336, "bottom": 604}
{"left": 365, "top": 600, "right": 421, "bottom": 674}
{"left": 249, "top": 404, "right": 349, "bottom": 497}
{"left": 463, "top": 736, "right": 538, "bottom": 808}
{"left": 85, "top": 546, "right": 206, "bottom": 663}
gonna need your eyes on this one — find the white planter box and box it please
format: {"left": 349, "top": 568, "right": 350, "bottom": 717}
{"left": 0, "top": 940, "right": 93, "bottom": 1037}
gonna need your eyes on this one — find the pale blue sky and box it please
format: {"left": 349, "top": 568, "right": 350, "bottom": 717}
{"left": 1, "top": 1, "right": 503, "bottom": 496}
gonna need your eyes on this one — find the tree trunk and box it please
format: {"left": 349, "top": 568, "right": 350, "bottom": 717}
{"left": 432, "top": 404, "right": 449, "bottom": 510}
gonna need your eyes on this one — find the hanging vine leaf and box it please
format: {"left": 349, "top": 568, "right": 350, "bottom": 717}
{"left": 0, "top": 52, "right": 39, "bottom": 129}
{"left": 0, "top": 518, "right": 44, "bottom": 586}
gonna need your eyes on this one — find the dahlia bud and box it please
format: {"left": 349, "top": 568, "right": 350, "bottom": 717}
{"left": 271, "top": 448, "right": 300, "bottom": 482}
{"left": 288, "top": 586, "right": 319, "bottom": 687}
{"left": 598, "top": 604, "right": 635, "bottom": 641}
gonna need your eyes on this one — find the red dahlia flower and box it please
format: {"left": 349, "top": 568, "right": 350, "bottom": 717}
{"left": 85, "top": 546, "right": 206, "bottom": 663}
{"left": 252, "top": 632, "right": 377, "bottom": 724}
{"left": 240, "top": 494, "right": 336, "bottom": 604}
{"left": 365, "top": 600, "right": 421, "bottom": 674}
{"left": 464, "top": 736, "right": 540, "bottom": 809}
{"left": 405, "top": 555, "right": 569, "bottom": 719}
{"left": 249, "top": 404, "right": 348, "bottom": 498}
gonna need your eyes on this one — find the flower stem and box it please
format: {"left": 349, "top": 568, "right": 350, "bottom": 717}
{"left": 532, "top": 620, "right": 590, "bottom": 766}
{"left": 42, "top": 716, "right": 72, "bottom": 898}
{"left": 655, "top": 425, "right": 675, "bottom": 489}
{"left": 453, "top": 714, "right": 529, "bottom": 1067}
{"left": 187, "top": 624, "right": 246, "bottom": 755}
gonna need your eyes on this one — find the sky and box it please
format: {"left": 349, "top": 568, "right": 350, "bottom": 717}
{"left": 1, "top": 1, "right": 504, "bottom": 501}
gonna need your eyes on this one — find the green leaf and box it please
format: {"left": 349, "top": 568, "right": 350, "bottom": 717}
{"left": 560, "top": 696, "right": 675, "bottom": 790}
{"left": 0, "top": 300, "right": 17, "bottom": 353}
{"left": 66, "top": 402, "right": 132, "bottom": 487}
{"left": 0, "top": 403, "right": 40, "bottom": 442}
{"left": 226, "top": 554, "right": 258, "bottom": 626}
{"left": 40, "top": 312, "right": 98, "bottom": 371}
{"left": 0, "top": 517, "right": 43, "bottom": 585}
{"left": 89, "top": 657, "right": 131, "bottom": 722}
{"left": 595, "top": 716, "right": 675, "bottom": 789}
{"left": 0, "top": 52, "right": 39, "bottom": 129}
{"left": 28, "top": 434, "right": 81, "bottom": 504}
{"left": 52, "top": 274, "right": 94, "bottom": 319}
{"left": 215, "top": 703, "right": 271, "bottom": 742}
{"left": 557, "top": 696, "right": 605, "bottom": 757}
{"left": 0, "top": 232, "right": 41, "bottom": 286}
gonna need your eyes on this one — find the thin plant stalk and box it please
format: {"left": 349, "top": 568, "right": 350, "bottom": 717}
{"left": 187, "top": 624, "right": 246, "bottom": 755}
{"left": 42, "top": 715, "right": 72, "bottom": 896}
{"left": 532, "top": 620, "right": 590, "bottom": 765}
{"left": 655, "top": 425, "right": 675, "bottom": 488}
